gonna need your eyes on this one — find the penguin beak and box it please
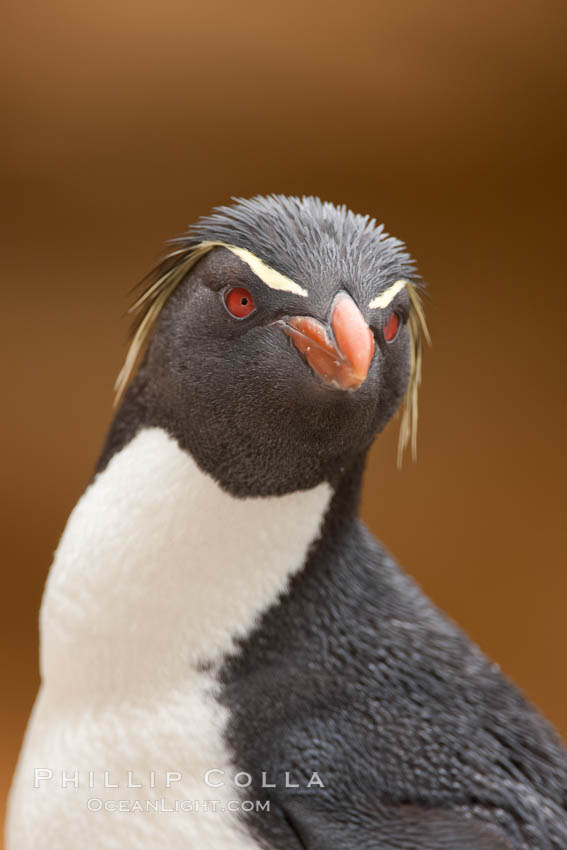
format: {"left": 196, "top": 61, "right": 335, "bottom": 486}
{"left": 279, "top": 292, "right": 375, "bottom": 391}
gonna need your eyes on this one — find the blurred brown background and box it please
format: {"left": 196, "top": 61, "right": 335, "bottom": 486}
{"left": 2, "top": 0, "right": 566, "bottom": 837}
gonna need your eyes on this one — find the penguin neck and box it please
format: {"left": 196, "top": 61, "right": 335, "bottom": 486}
{"left": 322, "top": 451, "right": 367, "bottom": 537}
{"left": 95, "top": 373, "right": 369, "bottom": 557}
{"left": 41, "top": 424, "right": 364, "bottom": 697}
{"left": 96, "top": 375, "right": 368, "bottom": 552}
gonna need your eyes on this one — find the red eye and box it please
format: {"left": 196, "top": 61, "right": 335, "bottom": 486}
{"left": 224, "top": 287, "right": 256, "bottom": 319}
{"left": 383, "top": 311, "right": 400, "bottom": 342}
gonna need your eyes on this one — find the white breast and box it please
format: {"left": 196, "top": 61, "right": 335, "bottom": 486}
{"left": 7, "top": 428, "right": 331, "bottom": 850}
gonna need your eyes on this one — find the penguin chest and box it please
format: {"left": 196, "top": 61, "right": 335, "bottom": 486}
{"left": 7, "top": 428, "right": 331, "bottom": 850}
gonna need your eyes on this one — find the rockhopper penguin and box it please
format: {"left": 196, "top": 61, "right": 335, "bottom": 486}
{"left": 7, "top": 195, "right": 567, "bottom": 849}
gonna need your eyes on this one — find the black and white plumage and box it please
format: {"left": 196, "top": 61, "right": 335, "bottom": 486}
{"left": 7, "top": 195, "right": 567, "bottom": 850}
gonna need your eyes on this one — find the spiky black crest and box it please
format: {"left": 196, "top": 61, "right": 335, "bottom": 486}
{"left": 187, "top": 194, "right": 419, "bottom": 301}
{"left": 116, "top": 195, "right": 429, "bottom": 462}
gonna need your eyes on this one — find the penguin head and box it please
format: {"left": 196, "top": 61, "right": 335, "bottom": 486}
{"left": 118, "top": 196, "right": 428, "bottom": 496}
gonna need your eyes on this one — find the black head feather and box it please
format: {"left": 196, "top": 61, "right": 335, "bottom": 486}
{"left": 187, "top": 194, "right": 420, "bottom": 303}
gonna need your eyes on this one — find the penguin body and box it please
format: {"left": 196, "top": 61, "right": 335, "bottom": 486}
{"left": 8, "top": 427, "right": 331, "bottom": 849}
{"left": 7, "top": 196, "right": 567, "bottom": 849}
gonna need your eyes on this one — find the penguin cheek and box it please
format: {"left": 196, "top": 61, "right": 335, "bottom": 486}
{"left": 374, "top": 334, "right": 412, "bottom": 426}
{"left": 176, "top": 325, "right": 398, "bottom": 494}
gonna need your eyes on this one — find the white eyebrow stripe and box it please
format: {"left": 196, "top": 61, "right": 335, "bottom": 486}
{"left": 201, "top": 241, "right": 308, "bottom": 297}
{"left": 369, "top": 279, "right": 408, "bottom": 310}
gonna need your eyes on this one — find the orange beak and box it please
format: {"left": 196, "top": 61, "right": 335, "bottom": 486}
{"left": 279, "top": 293, "right": 375, "bottom": 390}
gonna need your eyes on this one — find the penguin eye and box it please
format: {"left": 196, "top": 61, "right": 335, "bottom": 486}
{"left": 224, "top": 287, "right": 256, "bottom": 319}
{"left": 383, "top": 311, "right": 400, "bottom": 343}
